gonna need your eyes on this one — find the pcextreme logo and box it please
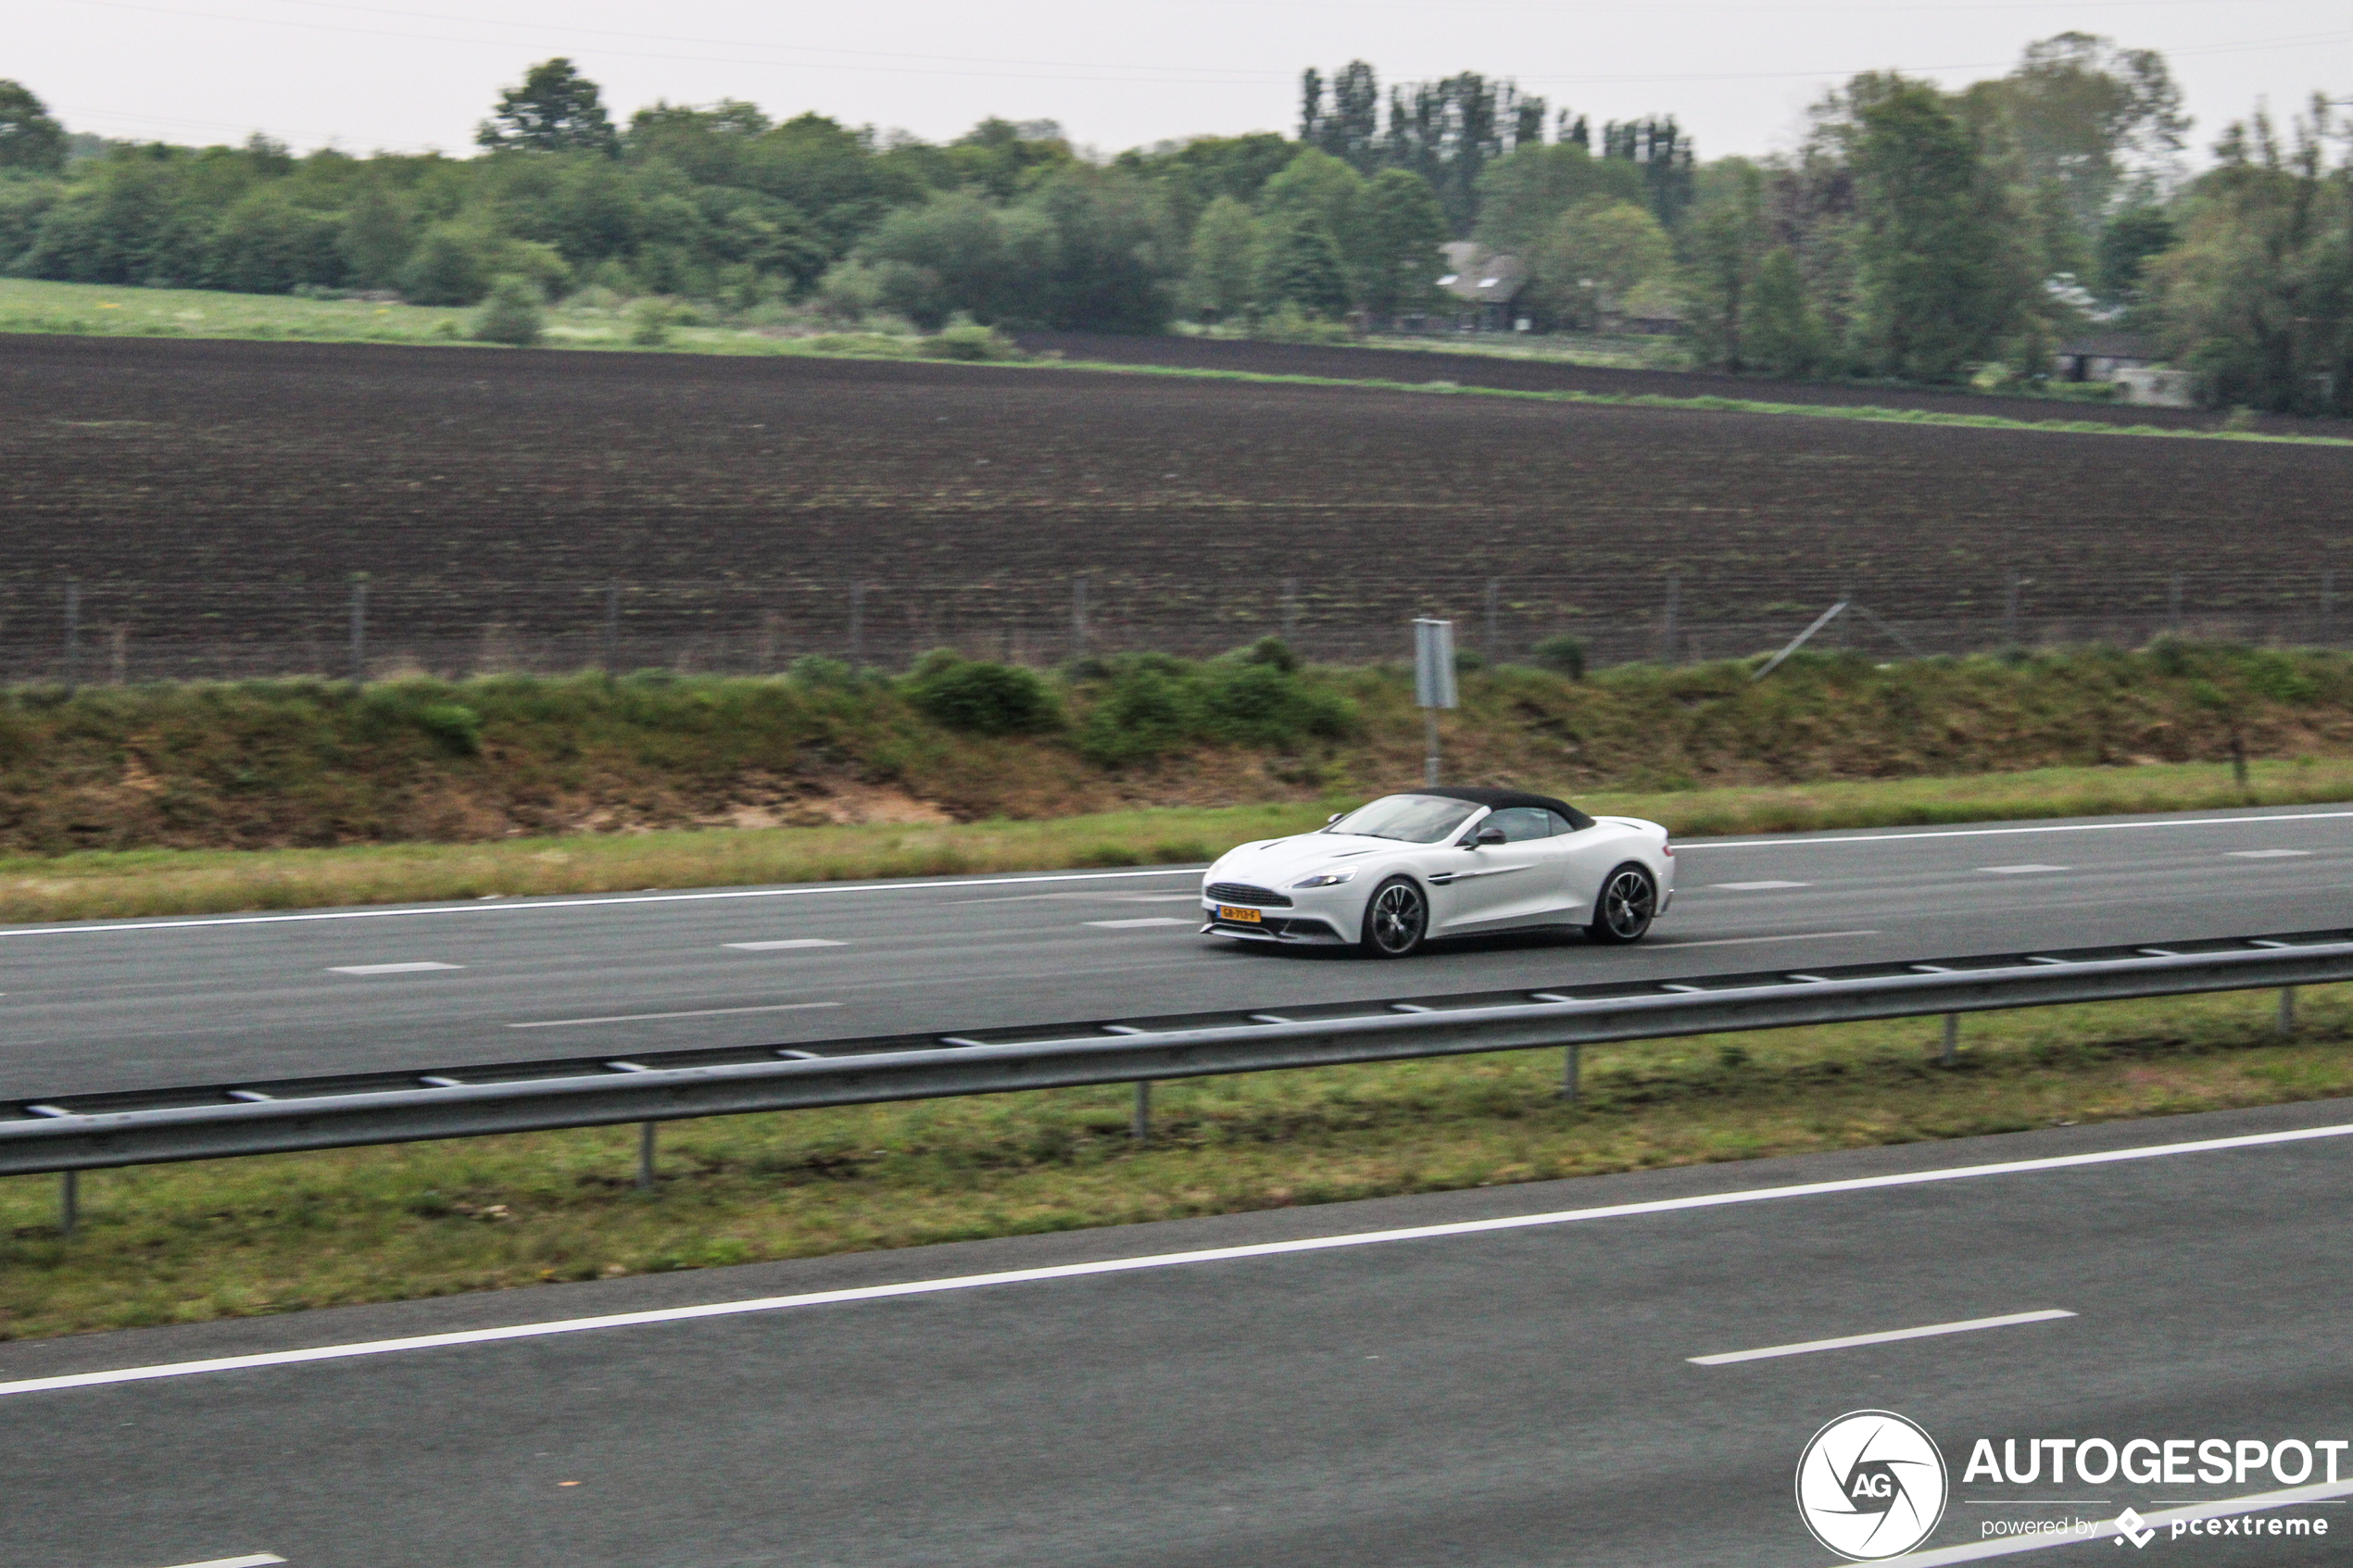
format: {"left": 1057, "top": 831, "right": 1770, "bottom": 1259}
{"left": 1796, "top": 1410, "right": 1951, "bottom": 1561}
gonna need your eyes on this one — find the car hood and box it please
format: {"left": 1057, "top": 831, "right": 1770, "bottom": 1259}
{"left": 1206, "top": 833, "right": 1411, "bottom": 887}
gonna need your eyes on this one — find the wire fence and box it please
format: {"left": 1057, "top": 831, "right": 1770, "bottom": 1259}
{"left": 6, "top": 567, "right": 2350, "bottom": 685}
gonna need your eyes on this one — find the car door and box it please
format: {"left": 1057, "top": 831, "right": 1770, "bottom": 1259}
{"left": 1428, "top": 807, "right": 1557, "bottom": 933}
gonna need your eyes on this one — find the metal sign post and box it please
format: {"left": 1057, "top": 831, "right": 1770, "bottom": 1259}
{"left": 1413, "top": 618, "right": 1458, "bottom": 786}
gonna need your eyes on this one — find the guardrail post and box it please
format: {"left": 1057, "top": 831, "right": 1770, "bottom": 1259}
{"left": 636, "top": 1122, "right": 657, "bottom": 1190}
{"left": 1942, "top": 1014, "right": 1959, "bottom": 1066}
{"left": 1561, "top": 1045, "right": 1580, "bottom": 1101}
{"left": 2280, "top": 987, "right": 2297, "bottom": 1035}
{"left": 1132, "top": 1081, "right": 1151, "bottom": 1143}
{"left": 59, "top": 1170, "right": 77, "bottom": 1236}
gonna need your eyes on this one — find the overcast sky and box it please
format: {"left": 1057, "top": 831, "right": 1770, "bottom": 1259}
{"left": 16, "top": 0, "right": 2351, "bottom": 164}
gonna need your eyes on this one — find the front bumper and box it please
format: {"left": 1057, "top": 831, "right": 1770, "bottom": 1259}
{"left": 1201, "top": 906, "right": 1349, "bottom": 944}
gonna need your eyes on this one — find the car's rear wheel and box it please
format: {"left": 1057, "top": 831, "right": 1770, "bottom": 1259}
{"left": 1360, "top": 877, "right": 1428, "bottom": 958}
{"left": 1587, "top": 864, "right": 1658, "bottom": 945}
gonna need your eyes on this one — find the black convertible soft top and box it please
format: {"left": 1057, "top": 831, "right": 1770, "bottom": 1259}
{"left": 1402, "top": 786, "right": 1596, "bottom": 830}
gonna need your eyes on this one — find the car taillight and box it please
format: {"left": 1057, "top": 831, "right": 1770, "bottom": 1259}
{"left": 1662, "top": 839, "right": 1674, "bottom": 857}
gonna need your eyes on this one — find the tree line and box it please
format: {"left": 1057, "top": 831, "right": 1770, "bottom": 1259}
{"left": 0, "top": 39, "right": 2345, "bottom": 412}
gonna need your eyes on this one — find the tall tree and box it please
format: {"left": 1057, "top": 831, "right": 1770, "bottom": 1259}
{"left": 476, "top": 58, "right": 619, "bottom": 155}
{"left": 1263, "top": 211, "right": 1350, "bottom": 319}
{"left": 2153, "top": 98, "right": 2351, "bottom": 415}
{"left": 1472, "top": 142, "right": 1643, "bottom": 255}
{"left": 1354, "top": 168, "right": 1449, "bottom": 320}
{"left": 1184, "top": 194, "right": 1261, "bottom": 321}
{"left": 1603, "top": 117, "right": 1696, "bottom": 230}
{"left": 0, "top": 80, "right": 67, "bottom": 173}
{"left": 1955, "top": 32, "right": 2189, "bottom": 238}
{"left": 1843, "top": 75, "right": 2031, "bottom": 380}
{"left": 1680, "top": 158, "right": 1767, "bottom": 370}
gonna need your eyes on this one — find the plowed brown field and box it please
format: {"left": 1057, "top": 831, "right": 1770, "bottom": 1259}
{"left": 3, "top": 332, "right": 2347, "bottom": 675}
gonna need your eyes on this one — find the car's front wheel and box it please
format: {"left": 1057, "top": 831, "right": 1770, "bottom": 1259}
{"left": 1360, "top": 876, "right": 1429, "bottom": 958}
{"left": 1587, "top": 864, "right": 1658, "bottom": 945}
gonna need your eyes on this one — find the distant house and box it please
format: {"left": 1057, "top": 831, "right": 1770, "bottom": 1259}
{"left": 2111, "top": 366, "right": 2197, "bottom": 408}
{"left": 1436, "top": 241, "right": 1528, "bottom": 332}
{"left": 1596, "top": 286, "right": 1686, "bottom": 336}
{"left": 2053, "top": 333, "right": 2157, "bottom": 382}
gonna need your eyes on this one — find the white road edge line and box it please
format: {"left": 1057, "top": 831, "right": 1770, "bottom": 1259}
{"left": 1653, "top": 930, "right": 1878, "bottom": 949}
{"left": 1874, "top": 1477, "right": 2353, "bottom": 1563}
{"left": 328, "top": 961, "right": 462, "bottom": 975}
{"left": 507, "top": 1001, "right": 841, "bottom": 1029}
{"left": 6, "top": 1119, "right": 2350, "bottom": 1400}
{"left": 724, "top": 939, "right": 846, "bottom": 951}
{"left": 1689, "top": 1309, "right": 2074, "bottom": 1365}
{"left": 1680, "top": 808, "right": 2353, "bottom": 850}
{"left": 0, "top": 868, "right": 1205, "bottom": 938}
{"left": 1085, "top": 918, "right": 1193, "bottom": 928}
{"left": 151, "top": 1557, "right": 285, "bottom": 1568}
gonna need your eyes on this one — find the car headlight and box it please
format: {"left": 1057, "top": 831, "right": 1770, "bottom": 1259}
{"left": 1291, "top": 868, "right": 1358, "bottom": 888}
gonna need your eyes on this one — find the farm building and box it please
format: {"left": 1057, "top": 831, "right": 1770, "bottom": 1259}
{"left": 2053, "top": 333, "right": 2158, "bottom": 382}
{"left": 1435, "top": 242, "right": 1528, "bottom": 332}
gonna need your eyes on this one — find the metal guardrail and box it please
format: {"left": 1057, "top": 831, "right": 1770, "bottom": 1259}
{"left": 5, "top": 929, "right": 2350, "bottom": 1180}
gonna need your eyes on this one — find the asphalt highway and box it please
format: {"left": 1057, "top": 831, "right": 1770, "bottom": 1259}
{"left": 2, "top": 803, "right": 2349, "bottom": 1098}
{"left": 7, "top": 1098, "right": 2352, "bottom": 1566}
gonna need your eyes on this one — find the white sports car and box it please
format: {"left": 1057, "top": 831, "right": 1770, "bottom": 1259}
{"left": 1201, "top": 787, "right": 1674, "bottom": 958}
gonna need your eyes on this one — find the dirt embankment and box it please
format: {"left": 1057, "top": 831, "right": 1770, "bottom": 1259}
{"left": 2, "top": 646, "right": 2348, "bottom": 855}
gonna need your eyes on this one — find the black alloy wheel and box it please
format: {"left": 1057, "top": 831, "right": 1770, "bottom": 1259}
{"left": 1587, "top": 864, "right": 1658, "bottom": 945}
{"left": 1361, "top": 876, "right": 1429, "bottom": 958}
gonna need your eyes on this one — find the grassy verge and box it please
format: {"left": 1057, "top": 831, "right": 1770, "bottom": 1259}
{"left": 5, "top": 985, "right": 2346, "bottom": 1342}
{"left": 1, "top": 756, "right": 2346, "bottom": 926}
{"left": 9, "top": 276, "right": 2341, "bottom": 445}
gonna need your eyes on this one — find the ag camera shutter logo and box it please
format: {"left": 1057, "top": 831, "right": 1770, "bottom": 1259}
{"left": 1795, "top": 1410, "right": 1949, "bottom": 1561}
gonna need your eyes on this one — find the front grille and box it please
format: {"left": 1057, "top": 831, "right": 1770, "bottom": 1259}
{"left": 1205, "top": 881, "right": 1292, "bottom": 909}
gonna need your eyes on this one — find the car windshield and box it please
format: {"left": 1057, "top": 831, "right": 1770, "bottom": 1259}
{"left": 1325, "top": 795, "right": 1482, "bottom": 844}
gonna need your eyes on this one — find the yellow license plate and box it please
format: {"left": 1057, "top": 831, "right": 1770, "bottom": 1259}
{"left": 1217, "top": 906, "right": 1263, "bottom": 923}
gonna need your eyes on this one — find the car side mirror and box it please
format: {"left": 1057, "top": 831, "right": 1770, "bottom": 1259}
{"left": 1327, "top": 812, "right": 1344, "bottom": 825}
{"left": 1470, "top": 828, "right": 1506, "bottom": 847}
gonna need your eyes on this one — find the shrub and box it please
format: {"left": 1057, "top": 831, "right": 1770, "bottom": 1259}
{"left": 903, "top": 654, "right": 1062, "bottom": 734}
{"left": 1239, "top": 635, "right": 1297, "bottom": 674}
{"left": 470, "top": 276, "right": 543, "bottom": 347}
{"left": 1532, "top": 633, "right": 1587, "bottom": 680}
{"left": 787, "top": 655, "right": 855, "bottom": 687}
{"left": 628, "top": 298, "right": 673, "bottom": 346}
{"left": 1075, "top": 666, "right": 1192, "bottom": 765}
{"left": 922, "top": 313, "right": 1021, "bottom": 361}
{"left": 413, "top": 703, "right": 483, "bottom": 755}
{"left": 1195, "top": 661, "right": 1353, "bottom": 748}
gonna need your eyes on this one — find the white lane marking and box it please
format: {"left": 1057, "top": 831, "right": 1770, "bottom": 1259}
{"left": 328, "top": 961, "right": 462, "bottom": 975}
{"left": 1679, "top": 807, "right": 2353, "bottom": 851}
{"left": 724, "top": 939, "right": 846, "bottom": 951}
{"left": 7, "top": 1118, "right": 2346, "bottom": 1399}
{"left": 0, "top": 869, "right": 1204, "bottom": 939}
{"left": 507, "top": 1001, "right": 841, "bottom": 1029}
{"left": 2229, "top": 848, "right": 2314, "bottom": 859}
{"left": 1689, "top": 1309, "right": 2074, "bottom": 1365}
{"left": 151, "top": 1557, "right": 286, "bottom": 1568}
{"left": 1712, "top": 881, "right": 1812, "bottom": 890}
{"left": 1086, "top": 918, "right": 1193, "bottom": 928}
{"left": 1652, "top": 930, "right": 1878, "bottom": 949}
{"left": 1878, "top": 1477, "right": 2353, "bottom": 1562}
{"left": 1979, "top": 864, "right": 2069, "bottom": 874}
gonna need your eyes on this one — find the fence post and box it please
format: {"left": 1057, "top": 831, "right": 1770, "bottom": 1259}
{"left": 109, "top": 625, "right": 128, "bottom": 685}
{"left": 62, "top": 580, "right": 82, "bottom": 689}
{"left": 2004, "top": 571, "right": 2021, "bottom": 648}
{"left": 60, "top": 1169, "right": 77, "bottom": 1236}
{"left": 2322, "top": 569, "right": 2335, "bottom": 648}
{"left": 1941, "top": 1013, "right": 1958, "bottom": 1066}
{"left": 2169, "top": 574, "right": 2183, "bottom": 635}
{"left": 1072, "top": 576, "right": 1088, "bottom": 657}
{"left": 636, "top": 1121, "right": 657, "bottom": 1190}
{"left": 603, "top": 581, "right": 621, "bottom": 671}
{"left": 1660, "top": 574, "right": 1680, "bottom": 664}
{"left": 1282, "top": 577, "right": 1300, "bottom": 646}
{"left": 1483, "top": 577, "right": 1501, "bottom": 662}
{"left": 347, "top": 575, "right": 369, "bottom": 684}
{"left": 1561, "top": 1045, "right": 1580, "bottom": 1100}
{"left": 2280, "top": 987, "right": 2298, "bottom": 1035}
{"left": 849, "top": 581, "right": 866, "bottom": 666}
{"left": 1132, "top": 1081, "right": 1151, "bottom": 1142}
